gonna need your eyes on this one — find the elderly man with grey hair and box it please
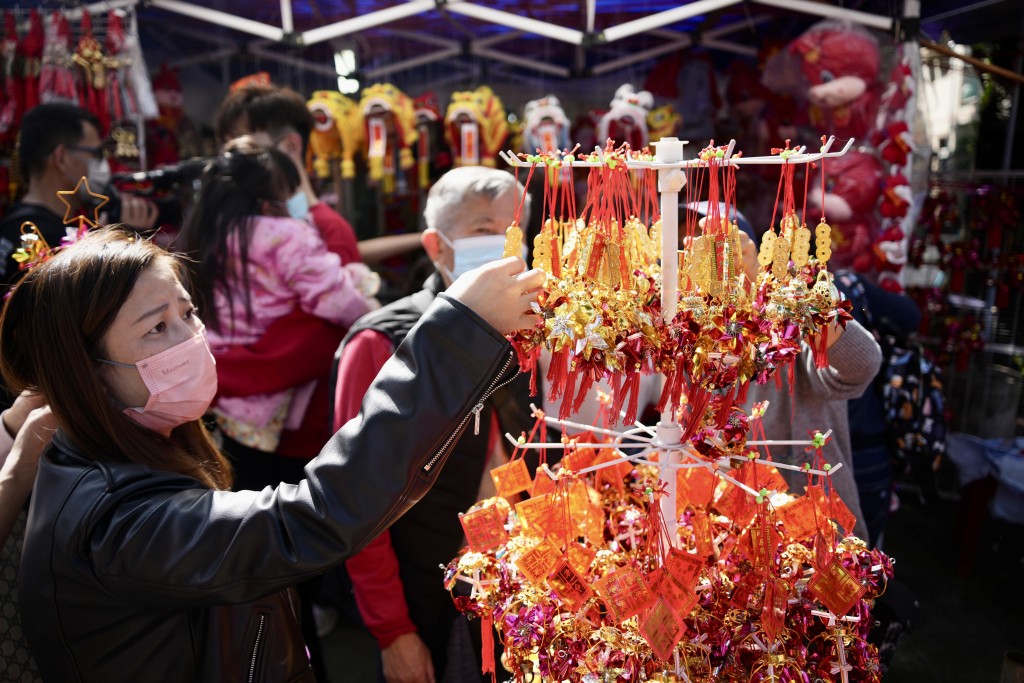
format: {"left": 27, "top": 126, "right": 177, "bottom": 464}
{"left": 333, "top": 166, "right": 535, "bottom": 683}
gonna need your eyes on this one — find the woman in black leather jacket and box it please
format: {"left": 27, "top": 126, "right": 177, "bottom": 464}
{"left": 0, "top": 226, "right": 542, "bottom": 682}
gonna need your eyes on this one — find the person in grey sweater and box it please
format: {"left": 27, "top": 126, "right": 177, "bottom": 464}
{"left": 737, "top": 232, "right": 882, "bottom": 541}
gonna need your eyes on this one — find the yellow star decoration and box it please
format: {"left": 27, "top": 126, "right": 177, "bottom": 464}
{"left": 56, "top": 176, "right": 109, "bottom": 228}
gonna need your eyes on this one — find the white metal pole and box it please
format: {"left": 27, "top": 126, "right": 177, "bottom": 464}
{"left": 301, "top": 0, "right": 436, "bottom": 46}
{"left": 601, "top": 0, "right": 740, "bottom": 43}
{"left": 654, "top": 136, "right": 687, "bottom": 549}
{"left": 751, "top": 0, "right": 893, "bottom": 31}
{"left": 149, "top": 0, "right": 285, "bottom": 41}
{"left": 446, "top": 1, "right": 585, "bottom": 45}
{"left": 280, "top": 0, "right": 294, "bottom": 35}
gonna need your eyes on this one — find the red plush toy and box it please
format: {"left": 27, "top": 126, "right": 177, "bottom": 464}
{"left": 874, "top": 225, "right": 908, "bottom": 292}
{"left": 879, "top": 172, "right": 910, "bottom": 219}
{"left": 790, "top": 22, "right": 881, "bottom": 141}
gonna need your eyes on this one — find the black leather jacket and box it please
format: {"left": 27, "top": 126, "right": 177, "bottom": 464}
{"left": 19, "top": 295, "right": 518, "bottom": 682}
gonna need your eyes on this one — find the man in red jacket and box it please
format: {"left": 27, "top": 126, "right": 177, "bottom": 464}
{"left": 335, "top": 167, "right": 534, "bottom": 683}
{"left": 216, "top": 83, "right": 421, "bottom": 265}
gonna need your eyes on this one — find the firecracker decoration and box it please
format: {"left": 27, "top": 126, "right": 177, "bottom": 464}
{"left": 102, "top": 10, "right": 137, "bottom": 131}
{"left": 307, "top": 90, "right": 364, "bottom": 180}
{"left": 72, "top": 12, "right": 110, "bottom": 132}
{"left": 18, "top": 9, "right": 43, "bottom": 113}
{"left": 40, "top": 11, "right": 78, "bottom": 104}
{"left": 0, "top": 11, "right": 21, "bottom": 148}
{"left": 597, "top": 84, "right": 654, "bottom": 150}
{"left": 360, "top": 83, "right": 417, "bottom": 193}
{"left": 445, "top": 85, "right": 509, "bottom": 168}
{"left": 447, "top": 137, "right": 889, "bottom": 682}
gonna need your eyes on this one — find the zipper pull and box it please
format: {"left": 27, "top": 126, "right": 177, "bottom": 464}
{"left": 472, "top": 402, "right": 484, "bottom": 435}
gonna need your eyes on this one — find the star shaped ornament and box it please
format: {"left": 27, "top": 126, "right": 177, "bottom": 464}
{"left": 56, "top": 176, "right": 109, "bottom": 229}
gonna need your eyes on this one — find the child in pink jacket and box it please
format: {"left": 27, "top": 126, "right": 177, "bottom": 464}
{"left": 180, "top": 138, "right": 377, "bottom": 452}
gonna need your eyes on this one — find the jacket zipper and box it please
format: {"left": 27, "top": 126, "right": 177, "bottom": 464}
{"left": 248, "top": 614, "right": 266, "bottom": 683}
{"left": 423, "top": 352, "right": 516, "bottom": 473}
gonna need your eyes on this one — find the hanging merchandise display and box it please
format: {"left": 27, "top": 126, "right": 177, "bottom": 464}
{"left": 307, "top": 90, "right": 364, "bottom": 180}
{"left": 39, "top": 11, "right": 78, "bottom": 104}
{"left": 360, "top": 82, "right": 417, "bottom": 194}
{"left": 443, "top": 135, "right": 891, "bottom": 681}
{"left": 807, "top": 150, "right": 884, "bottom": 274}
{"left": 0, "top": 12, "right": 20, "bottom": 149}
{"left": 445, "top": 85, "right": 509, "bottom": 168}
{"left": 17, "top": 9, "right": 43, "bottom": 115}
{"left": 597, "top": 84, "right": 654, "bottom": 150}
{"left": 72, "top": 13, "right": 108, "bottom": 133}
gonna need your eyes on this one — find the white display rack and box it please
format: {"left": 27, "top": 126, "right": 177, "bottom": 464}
{"left": 501, "top": 135, "right": 855, "bottom": 547}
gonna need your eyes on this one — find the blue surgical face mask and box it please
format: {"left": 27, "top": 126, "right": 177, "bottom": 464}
{"left": 437, "top": 231, "right": 528, "bottom": 281}
{"left": 286, "top": 191, "right": 310, "bottom": 219}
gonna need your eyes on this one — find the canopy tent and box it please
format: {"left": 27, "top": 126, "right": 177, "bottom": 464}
{"left": 18, "top": 0, "right": 1020, "bottom": 91}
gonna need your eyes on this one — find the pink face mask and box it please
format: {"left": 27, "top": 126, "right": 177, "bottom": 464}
{"left": 98, "top": 333, "right": 218, "bottom": 435}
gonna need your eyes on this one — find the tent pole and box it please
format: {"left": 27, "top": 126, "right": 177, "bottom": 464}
{"left": 751, "top": 0, "right": 892, "bottom": 31}
{"left": 149, "top": 0, "right": 284, "bottom": 41}
{"left": 280, "top": 0, "right": 293, "bottom": 35}
{"left": 301, "top": 0, "right": 437, "bottom": 46}
{"left": 601, "top": 0, "right": 739, "bottom": 43}
{"left": 446, "top": 1, "right": 584, "bottom": 45}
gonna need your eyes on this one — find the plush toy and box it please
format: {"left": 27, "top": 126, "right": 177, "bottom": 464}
{"left": 522, "top": 94, "right": 570, "bottom": 154}
{"left": 790, "top": 21, "right": 881, "bottom": 141}
{"left": 874, "top": 225, "right": 908, "bottom": 291}
{"left": 879, "top": 171, "right": 910, "bottom": 219}
{"left": 360, "top": 83, "right": 417, "bottom": 187}
{"left": 307, "top": 90, "right": 364, "bottom": 180}
{"left": 873, "top": 120, "right": 913, "bottom": 166}
{"left": 646, "top": 104, "right": 681, "bottom": 142}
{"left": 808, "top": 150, "right": 883, "bottom": 272}
{"left": 597, "top": 84, "right": 653, "bottom": 150}
{"left": 445, "top": 85, "right": 508, "bottom": 167}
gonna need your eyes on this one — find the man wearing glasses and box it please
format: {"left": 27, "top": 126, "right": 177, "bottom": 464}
{"left": 0, "top": 103, "right": 157, "bottom": 290}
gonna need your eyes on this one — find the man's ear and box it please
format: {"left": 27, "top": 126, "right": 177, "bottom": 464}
{"left": 278, "top": 131, "right": 304, "bottom": 162}
{"left": 51, "top": 143, "right": 70, "bottom": 175}
{"left": 422, "top": 228, "right": 442, "bottom": 261}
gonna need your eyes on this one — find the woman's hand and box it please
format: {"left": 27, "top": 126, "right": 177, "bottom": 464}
{"left": 446, "top": 257, "right": 545, "bottom": 335}
{"left": 1, "top": 390, "right": 47, "bottom": 438}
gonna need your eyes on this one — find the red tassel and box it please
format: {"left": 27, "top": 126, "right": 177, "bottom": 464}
{"left": 560, "top": 363, "right": 581, "bottom": 420}
{"left": 622, "top": 371, "right": 641, "bottom": 426}
{"left": 573, "top": 371, "right": 596, "bottom": 414}
{"left": 546, "top": 348, "right": 569, "bottom": 403}
{"left": 481, "top": 612, "right": 496, "bottom": 682}
{"left": 814, "top": 325, "right": 829, "bottom": 369}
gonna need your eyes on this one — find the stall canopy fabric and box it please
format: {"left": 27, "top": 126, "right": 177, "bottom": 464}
{"left": 5, "top": 0, "right": 1022, "bottom": 87}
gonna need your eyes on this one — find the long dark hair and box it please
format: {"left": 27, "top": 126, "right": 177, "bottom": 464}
{"left": 0, "top": 226, "right": 232, "bottom": 490}
{"left": 178, "top": 136, "right": 300, "bottom": 334}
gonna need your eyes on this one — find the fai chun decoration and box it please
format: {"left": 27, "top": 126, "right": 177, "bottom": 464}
{"left": 445, "top": 136, "right": 892, "bottom": 682}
